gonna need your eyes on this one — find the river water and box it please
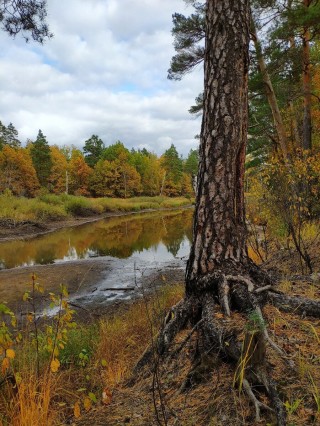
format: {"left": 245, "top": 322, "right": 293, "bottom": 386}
{"left": 0, "top": 209, "right": 193, "bottom": 269}
{"left": 0, "top": 209, "right": 193, "bottom": 313}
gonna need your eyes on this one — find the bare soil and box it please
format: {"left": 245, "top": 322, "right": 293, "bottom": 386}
{"left": 0, "top": 258, "right": 107, "bottom": 314}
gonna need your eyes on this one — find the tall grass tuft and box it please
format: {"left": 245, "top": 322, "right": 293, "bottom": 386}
{"left": 96, "top": 283, "right": 184, "bottom": 388}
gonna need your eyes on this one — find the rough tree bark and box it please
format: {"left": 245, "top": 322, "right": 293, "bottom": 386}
{"left": 137, "top": 1, "right": 320, "bottom": 424}
{"left": 186, "top": 0, "right": 250, "bottom": 288}
{"left": 250, "top": 20, "right": 289, "bottom": 161}
{"left": 302, "top": 0, "right": 312, "bottom": 150}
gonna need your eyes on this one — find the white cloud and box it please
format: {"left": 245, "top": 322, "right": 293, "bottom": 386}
{"left": 0, "top": 0, "right": 203, "bottom": 156}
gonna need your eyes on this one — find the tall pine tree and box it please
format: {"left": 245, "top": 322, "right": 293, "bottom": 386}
{"left": 83, "top": 134, "right": 105, "bottom": 168}
{"left": 30, "top": 129, "right": 52, "bottom": 188}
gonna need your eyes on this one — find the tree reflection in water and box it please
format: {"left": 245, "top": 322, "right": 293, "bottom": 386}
{"left": 0, "top": 209, "right": 194, "bottom": 269}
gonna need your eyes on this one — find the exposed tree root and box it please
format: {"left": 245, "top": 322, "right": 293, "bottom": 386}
{"left": 242, "top": 378, "right": 274, "bottom": 422}
{"left": 134, "top": 299, "right": 191, "bottom": 373}
{"left": 133, "top": 270, "right": 320, "bottom": 424}
{"left": 157, "top": 298, "right": 194, "bottom": 355}
{"left": 268, "top": 291, "right": 320, "bottom": 317}
{"left": 169, "top": 319, "right": 203, "bottom": 359}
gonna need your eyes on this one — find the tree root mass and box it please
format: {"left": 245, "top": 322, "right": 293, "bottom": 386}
{"left": 136, "top": 271, "right": 320, "bottom": 425}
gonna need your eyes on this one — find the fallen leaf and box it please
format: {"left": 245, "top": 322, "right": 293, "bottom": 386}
{"left": 83, "top": 397, "right": 92, "bottom": 412}
{"left": 50, "top": 358, "right": 60, "bottom": 373}
{"left": 74, "top": 401, "right": 81, "bottom": 418}
{"left": 2, "top": 357, "right": 10, "bottom": 374}
{"left": 6, "top": 349, "right": 15, "bottom": 359}
{"left": 102, "top": 388, "right": 112, "bottom": 405}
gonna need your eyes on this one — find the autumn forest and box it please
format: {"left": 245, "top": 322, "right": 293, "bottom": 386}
{"left": 0, "top": 124, "right": 198, "bottom": 199}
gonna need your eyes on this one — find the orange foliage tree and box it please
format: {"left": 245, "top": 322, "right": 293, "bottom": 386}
{"left": 68, "top": 150, "right": 93, "bottom": 196}
{"left": 0, "top": 145, "right": 39, "bottom": 196}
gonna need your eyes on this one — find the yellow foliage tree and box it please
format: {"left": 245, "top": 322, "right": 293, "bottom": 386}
{"left": 0, "top": 146, "right": 39, "bottom": 196}
{"left": 68, "top": 150, "right": 93, "bottom": 196}
{"left": 48, "top": 146, "right": 68, "bottom": 194}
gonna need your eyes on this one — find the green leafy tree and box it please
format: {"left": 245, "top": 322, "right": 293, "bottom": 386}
{"left": 102, "top": 141, "right": 130, "bottom": 163}
{"left": 83, "top": 134, "right": 105, "bottom": 168}
{"left": 131, "top": 149, "right": 162, "bottom": 196}
{"left": 3, "top": 122, "right": 21, "bottom": 148}
{"left": 168, "top": 1, "right": 320, "bottom": 160}
{"left": 168, "top": 1, "right": 205, "bottom": 81}
{"left": 252, "top": 0, "right": 320, "bottom": 151}
{"left": 130, "top": 148, "right": 150, "bottom": 174}
{"left": 161, "top": 144, "right": 183, "bottom": 195}
{"left": 184, "top": 148, "right": 199, "bottom": 176}
{"left": 0, "top": 121, "right": 21, "bottom": 149}
{"left": 30, "top": 129, "right": 52, "bottom": 188}
{"left": 0, "top": 121, "right": 6, "bottom": 150}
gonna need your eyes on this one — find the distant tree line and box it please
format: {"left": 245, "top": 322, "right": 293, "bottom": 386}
{"left": 0, "top": 121, "right": 199, "bottom": 198}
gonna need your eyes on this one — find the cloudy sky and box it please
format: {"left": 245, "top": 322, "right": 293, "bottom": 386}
{"left": 0, "top": 0, "right": 203, "bottom": 157}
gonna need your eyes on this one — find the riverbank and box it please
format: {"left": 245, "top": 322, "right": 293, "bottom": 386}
{"left": 0, "top": 255, "right": 186, "bottom": 317}
{"left": 0, "top": 194, "right": 193, "bottom": 242}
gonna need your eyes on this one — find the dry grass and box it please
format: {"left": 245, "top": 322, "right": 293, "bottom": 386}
{"left": 96, "top": 283, "right": 184, "bottom": 388}
{"left": 0, "top": 369, "right": 58, "bottom": 426}
{"left": 0, "top": 194, "right": 192, "bottom": 224}
{"left": 0, "top": 283, "right": 184, "bottom": 426}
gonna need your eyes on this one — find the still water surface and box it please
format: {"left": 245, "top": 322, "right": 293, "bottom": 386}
{"left": 0, "top": 209, "right": 194, "bottom": 270}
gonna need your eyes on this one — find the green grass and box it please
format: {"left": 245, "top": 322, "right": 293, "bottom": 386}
{"left": 0, "top": 193, "right": 193, "bottom": 224}
{"left": 59, "top": 324, "right": 100, "bottom": 367}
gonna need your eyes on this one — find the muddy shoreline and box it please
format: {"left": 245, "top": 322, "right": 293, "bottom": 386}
{"left": 0, "top": 256, "right": 186, "bottom": 319}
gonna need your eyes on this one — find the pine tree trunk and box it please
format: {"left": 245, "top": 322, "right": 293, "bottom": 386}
{"left": 251, "top": 20, "right": 289, "bottom": 160}
{"left": 186, "top": 0, "right": 250, "bottom": 290}
{"left": 302, "top": 0, "right": 312, "bottom": 150}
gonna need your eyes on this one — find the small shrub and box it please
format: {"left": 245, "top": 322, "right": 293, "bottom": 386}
{"left": 38, "top": 194, "right": 65, "bottom": 206}
{"left": 64, "top": 197, "right": 96, "bottom": 216}
{"left": 30, "top": 203, "right": 68, "bottom": 221}
{"left": 59, "top": 325, "right": 99, "bottom": 367}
